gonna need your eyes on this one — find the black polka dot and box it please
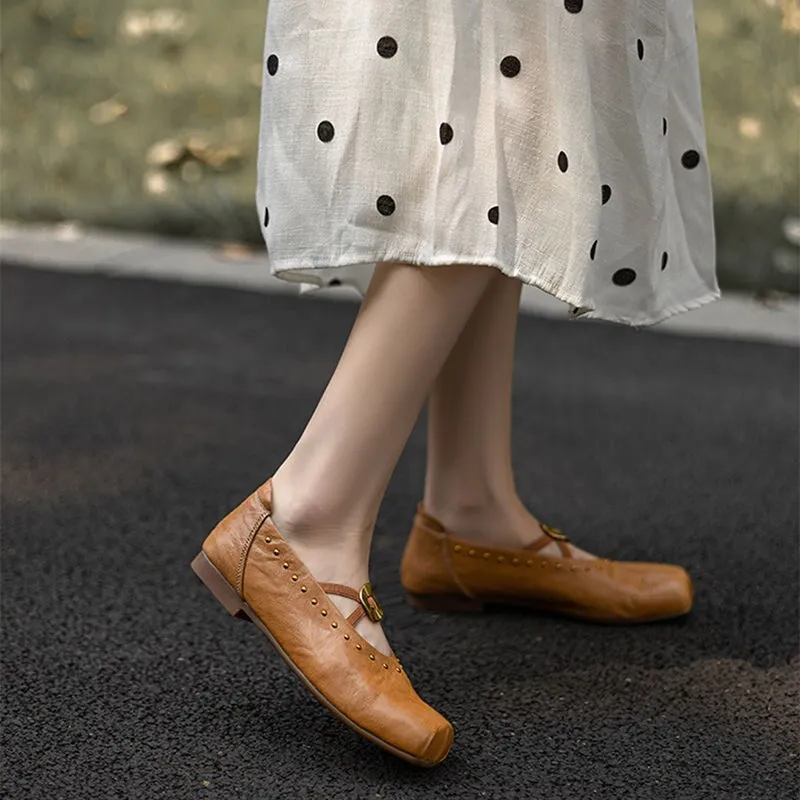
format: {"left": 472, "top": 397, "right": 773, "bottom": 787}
{"left": 637, "top": 39, "right": 644, "bottom": 60}
{"left": 263, "top": 207, "right": 269, "bottom": 227}
{"left": 681, "top": 149, "right": 701, "bottom": 169}
{"left": 662, "top": 117, "right": 668, "bottom": 135}
{"left": 328, "top": 278, "right": 342, "bottom": 286}
{"left": 661, "top": 252, "right": 669, "bottom": 271}
{"left": 439, "top": 122, "right": 454, "bottom": 145}
{"left": 500, "top": 56, "right": 521, "bottom": 78}
{"left": 317, "top": 120, "right": 334, "bottom": 143}
{"left": 377, "top": 36, "right": 398, "bottom": 58}
{"left": 488, "top": 206, "right": 499, "bottom": 225}
{"left": 564, "top": 0, "right": 583, "bottom": 12}
{"left": 590, "top": 240, "right": 598, "bottom": 260}
{"left": 266, "top": 54, "right": 279, "bottom": 76}
{"left": 612, "top": 268, "right": 637, "bottom": 287}
{"left": 558, "top": 151, "right": 569, "bottom": 173}
{"left": 376, "top": 195, "right": 395, "bottom": 216}
{"left": 601, "top": 184, "right": 612, "bottom": 204}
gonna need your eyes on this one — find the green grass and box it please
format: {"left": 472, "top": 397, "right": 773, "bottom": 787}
{"left": 1, "top": 0, "right": 798, "bottom": 291}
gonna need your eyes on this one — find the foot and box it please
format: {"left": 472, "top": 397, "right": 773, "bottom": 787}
{"left": 269, "top": 488, "right": 392, "bottom": 656}
{"left": 425, "top": 495, "right": 597, "bottom": 560}
{"left": 402, "top": 495, "right": 693, "bottom": 623}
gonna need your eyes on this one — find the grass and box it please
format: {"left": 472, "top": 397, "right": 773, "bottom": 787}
{"left": 1, "top": 0, "right": 798, "bottom": 292}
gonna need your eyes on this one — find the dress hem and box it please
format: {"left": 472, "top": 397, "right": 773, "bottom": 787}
{"left": 267, "top": 253, "right": 721, "bottom": 329}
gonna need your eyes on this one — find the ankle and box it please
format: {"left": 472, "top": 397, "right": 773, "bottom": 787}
{"left": 422, "top": 494, "right": 536, "bottom": 549}
{"left": 270, "top": 472, "right": 374, "bottom": 541}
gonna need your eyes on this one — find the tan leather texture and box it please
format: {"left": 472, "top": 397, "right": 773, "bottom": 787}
{"left": 201, "top": 479, "right": 453, "bottom": 765}
{"left": 401, "top": 504, "right": 694, "bottom": 623}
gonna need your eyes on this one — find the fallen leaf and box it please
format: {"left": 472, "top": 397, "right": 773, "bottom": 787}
{"left": 89, "top": 97, "right": 128, "bottom": 125}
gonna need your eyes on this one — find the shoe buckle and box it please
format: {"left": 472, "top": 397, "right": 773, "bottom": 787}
{"left": 358, "top": 582, "right": 384, "bottom": 623}
{"left": 541, "top": 523, "right": 569, "bottom": 542}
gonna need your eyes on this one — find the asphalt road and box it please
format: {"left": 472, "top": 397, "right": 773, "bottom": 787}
{"left": 2, "top": 263, "right": 798, "bottom": 800}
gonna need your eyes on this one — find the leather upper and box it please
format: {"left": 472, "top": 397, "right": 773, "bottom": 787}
{"left": 400, "top": 503, "right": 693, "bottom": 622}
{"left": 202, "top": 479, "right": 453, "bottom": 764}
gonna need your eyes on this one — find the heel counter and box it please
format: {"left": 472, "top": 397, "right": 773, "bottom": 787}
{"left": 203, "top": 489, "right": 271, "bottom": 592}
{"left": 400, "top": 520, "right": 459, "bottom": 595}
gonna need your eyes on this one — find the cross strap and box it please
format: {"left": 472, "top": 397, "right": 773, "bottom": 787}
{"left": 318, "top": 581, "right": 384, "bottom": 625}
{"left": 524, "top": 523, "right": 573, "bottom": 558}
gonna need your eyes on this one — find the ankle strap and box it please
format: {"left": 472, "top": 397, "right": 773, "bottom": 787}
{"left": 319, "top": 581, "right": 385, "bottom": 624}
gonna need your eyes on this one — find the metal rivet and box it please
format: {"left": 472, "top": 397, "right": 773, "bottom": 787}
{"left": 331, "top": 622, "right": 338, "bottom": 628}
{"left": 454, "top": 545, "right": 462, "bottom": 553}
{"left": 311, "top": 598, "right": 318, "bottom": 605}
{"left": 555, "top": 563, "right": 562, "bottom": 570}
{"left": 526, "top": 559, "right": 533, "bottom": 566}
{"left": 282, "top": 562, "right": 289, "bottom": 569}
{"left": 483, "top": 552, "right": 491, "bottom": 559}
{"left": 344, "top": 634, "right": 350, "bottom": 640}
{"left": 468, "top": 549, "right": 476, "bottom": 556}
{"left": 273, "top": 548, "right": 280, "bottom": 556}
{"left": 356, "top": 644, "right": 362, "bottom": 650}
{"left": 497, "top": 555, "right": 505, "bottom": 562}
{"left": 300, "top": 586, "right": 307, "bottom": 593}
{"left": 571, "top": 565, "right": 578, "bottom": 572}
{"left": 383, "top": 663, "right": 388, "bottom": 669}
{"left": 512, "top": 558, "right": 520, "bottom": 565}
{"left": 396, "top": 667, "right": 401, "bottom": 672}
{"left": 264, "top": 536, "right": 271, "bottom": 544}
{"left": 321, "top": 609, "right": 328, "bottom": 616}
{"left": 291, "top": 575, "right": 298, "bottom": 581}
{"left": 369, "top": 654, "right": 375, "bottom": 661}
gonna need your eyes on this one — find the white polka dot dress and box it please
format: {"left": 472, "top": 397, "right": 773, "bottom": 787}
{"left": 255, "top": 1, "right": 720, "bottom": 327}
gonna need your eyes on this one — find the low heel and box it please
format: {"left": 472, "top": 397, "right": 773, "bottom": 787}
{"left": 406, "top": 592, "right": 485, "bottom": 613}
{"left": 191, "top": 551, "right": 251, "bottom": 621}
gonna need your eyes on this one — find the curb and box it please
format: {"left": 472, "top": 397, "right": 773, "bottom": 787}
{"left": 1, "top": 220, "right": 797, "bottom": 345}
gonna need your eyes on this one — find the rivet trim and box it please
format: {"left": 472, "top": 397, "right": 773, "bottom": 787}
{"left": 331, "top": 622, "right": 338, "bottom": 628}
{"left": 369, "top": 654, "right": 375, "bottom": 661}
{"left": 344, "top": 634, "right": 350, "bottom": 640}
{"left": 454, "top": 545, "right": 462, "bottom": 553}
{"left": 383, "top": 663, "right": 388, "bottom": 669}
{"left": 311, "top": 598, "right": 318, "bottom": 605}
{"left": 483, "top": 552, "right": 491, "bottom": 559}
{"left": 321, "top": 609, "right": 328, "bottom": 616}
{"left": 264, "top": 536, "right": 271, "bottom": 544}
{"left": 282, "top": 562, "right": 289, "bottom": 569}
{"left": 273, "top": 548, "right": 280, "bottom": 556}
{"left": 291, "top": 575, "right": 298, "bottom": 581}
{"left": 300, "top": 586, "right": 307, "bottom": 593}
{"left": 512, "top": 558, "right": 520, "bottom": 565}
{"left": 356, "top": 644, "right": 362, "bottom": 650}
{"left": 468, "top": 549, "right": 476, "bottom": 556}
{"left": 497, "top": 555, "right": 505, "bottom": 562}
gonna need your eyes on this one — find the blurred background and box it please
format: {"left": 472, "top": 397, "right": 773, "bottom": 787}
{"left": 1, "top": 0, "right": 799, "bottom": 294}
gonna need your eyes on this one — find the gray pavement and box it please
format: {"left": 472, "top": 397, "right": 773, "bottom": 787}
{"left": 1, "top": 220, "right": 798, "bottom": 345}
{"left": 2, "top": 262, "right": 798, "bottom": 800}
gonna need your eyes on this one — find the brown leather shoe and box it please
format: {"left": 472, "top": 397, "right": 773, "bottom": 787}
{"left": 191, "top": 478, "right": 453, "bottom": 766}
{"left": 400, "top": 504, "right": 693, "bottom": 623}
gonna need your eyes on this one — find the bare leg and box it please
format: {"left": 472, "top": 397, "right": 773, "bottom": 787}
{"left": 423, "top": 270, "right": 593, "bottom": 558}
{"left": 269, "top": 262, "right": 499, "bottom": 654}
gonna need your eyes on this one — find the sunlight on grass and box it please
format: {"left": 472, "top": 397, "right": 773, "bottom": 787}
{"left": 1, "top": 0, "right": 797, "bottom": 291}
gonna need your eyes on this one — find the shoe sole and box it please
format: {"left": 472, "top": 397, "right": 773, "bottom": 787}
{"left": 405, "top": 591, "right": 692, "bottom": 624}
{"left": 191, "top": 550, "right": 446, "bottom": 767}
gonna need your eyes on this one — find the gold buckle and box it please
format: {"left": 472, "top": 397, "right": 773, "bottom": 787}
{"left": 358, "top": 582, "right": 384, "bottom": 623}
{"left": 541, "top": 523, "right": 569, "bottom": 542}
